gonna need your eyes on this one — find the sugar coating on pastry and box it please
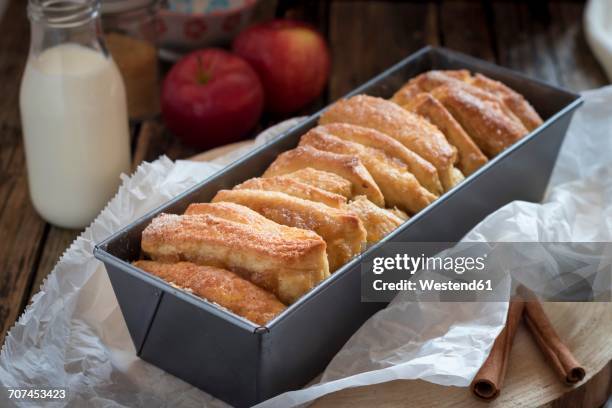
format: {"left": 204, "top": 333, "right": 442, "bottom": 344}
{"left": 134, "top": 260, "right": 286, "bottom": 325}
{"left": 142, "top": 205, "right": 329, "bottom": 304}
{"left": 319, "top": 95, "right": 459, "bottom": 191}
{"left": 402, "top": 92, "right": 488, "bottom": 176}
{"left": 235, "top": 176, "right": 347, "bottom": 208}
{"left": 212, "top": 189, "right": 367, "bottom": 272}
{"left": 263, "top": 145, "right": 385, "bottom": 207}
{"left": 431, "top": 85, "right": 528, "bottom": 157}
{"left": 470, "top": 73, "right": 543, "bottom": 131}
{"left": 282, "top": 167, "right": 353, "bottom": 198}
{"left": 300, "top": 128, "right": 437, "bottom": 214}
{"left": 346, "top": 196, "right": 407, "bottom": 244}
{"left": 315, "top": 123, "right": 443, "bottom": 195}
{"left": 393, "top": 69, "right": 542, "bottom": 133}
{"left": 391, "top": 69, "right": 472, "bottom": 105}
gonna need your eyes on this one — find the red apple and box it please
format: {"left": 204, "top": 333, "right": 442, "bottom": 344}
{"left": 232, "top": 19, "right": 330, "bottom": 114}
{"left": 161, "top": 48, "right": 264, "bottom": 149}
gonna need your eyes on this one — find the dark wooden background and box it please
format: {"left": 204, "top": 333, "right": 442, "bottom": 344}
{"left": 0, "top": 0, "right": 608, "bottom": 403}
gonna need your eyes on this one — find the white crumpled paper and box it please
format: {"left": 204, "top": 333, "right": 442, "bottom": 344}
{"left": 2, "top": 86, "right": 612, "bottom": 407}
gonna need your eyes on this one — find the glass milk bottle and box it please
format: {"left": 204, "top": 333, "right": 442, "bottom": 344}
{"left": 20, "top": 0, "right": 131, "bottom": 229}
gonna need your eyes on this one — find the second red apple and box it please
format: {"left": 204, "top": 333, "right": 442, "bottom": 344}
{"left": 233, "top": 19, "right": 330, "bottom": 114}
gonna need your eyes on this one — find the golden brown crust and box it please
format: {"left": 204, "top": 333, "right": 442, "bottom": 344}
{"left": 346, "top": 196, "right": 406, "bottom": 244}
{"left": 183, "top": 201, "right": 283, "bottom": 229}
{"left": 402, "top": 92, "right": 488, "bottom": 176}
{"left": 142, "top": 205, "right": 329, "bottom": 304}
{"left": 235, "top": 176, "right": 347, "bottom": 209}
{"left": 319, "top": 95, "right": 459, "bottom": 191}
{"left": 133, "top": 260, "right": 286, "bottom": 325}
{"left": 315, "top": 123, "right": 442, "bottom": 195}
{"left": 263, "top": 145, "right": 385, "bottom": 207}
{"left": 282, "top": 168, "right": 353, "bottom": 198}
{"left": 300, "top": 128, "right": 437, "bottom": 214}
{"left": 453, "top": 81, "right": 525, "bottom": 126}
{"left": 471, "top": 73, "right": 543, "bottom": 131}
{"left": 431, "top": 85, "right": 528, "bottom": 157}
{"left": 393, "top": 69, "right": 540, "bottom": 134}
{"left": 391, "top": 70, "right": 471, "bottom": 106}
{"left": 212, "top": 189, "right": 367, "bottom": 272}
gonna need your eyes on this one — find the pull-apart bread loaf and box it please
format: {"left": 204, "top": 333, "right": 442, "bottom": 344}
{"left": 212, "top": 189, "right": 366, "bottom": 272}
{"left": 137, "top": 68, "right": 544, "bottom": 319}
{"left": 134, "top": 260, "right": 286, "bottom": 325}
{"left": 141, "top": 202, "right": 329, "bottom": 304}
{"left": 299, "top": 126, "right": 436, "bottom": 214}
{"left": 319, "top": 95, "right": 464, "bottom": 192}
{"left": 263, "top": 145, "right": 385, "bottom": 206}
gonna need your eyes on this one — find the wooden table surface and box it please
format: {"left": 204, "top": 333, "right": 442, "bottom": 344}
{"left": 0, "top": 0, "right": 609, "bottom": 406}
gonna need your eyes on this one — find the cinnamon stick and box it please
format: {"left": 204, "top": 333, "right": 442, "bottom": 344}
{"left": 471, "top": 299, "right": 525, "bottom": 400}
{"left": 522, "top": 298, "right": 586, "bottom": 384}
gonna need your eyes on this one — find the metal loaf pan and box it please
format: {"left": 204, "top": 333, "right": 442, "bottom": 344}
{"left": 94, "top": 46, "right": 582, "bottom": 407}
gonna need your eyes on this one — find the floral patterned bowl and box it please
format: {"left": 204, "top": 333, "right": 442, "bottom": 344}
{"left": 157, "top": 0, "right": 258, "bottom": 57}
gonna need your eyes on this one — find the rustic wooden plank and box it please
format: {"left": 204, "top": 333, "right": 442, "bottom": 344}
{"left": 328, "top": 1, "right": 439, "bottom": 100}
{"left": 27, "top": 228, "right": 79, "bottom": 301}
{"left": 547, "top": 1, "right": 608, "bottom": 91}
{"left": 250, "top": 0, "right": 278, "bottom": 22}
{"left": 313, "top": 302, "right": 612, "bottom": 407}
{"left": 490, "top": 1, "right": 560, "bottom": 85}
{"left": 131, "top": 120, "right": 200, "bottom": 165}
{"left": 131, "top": 120, "right": 165, "bottom": 168}
{"left": 552, "top": 362, "right": 611, "bottom": 408}
{"left": 281, "top": 0, "right": 329, "bottom": 32}
{"left": 439, "top": 0, "right": 495, "bottom": 62}
{"left": 0, "top": 0, "right": 49, "bottom": 343}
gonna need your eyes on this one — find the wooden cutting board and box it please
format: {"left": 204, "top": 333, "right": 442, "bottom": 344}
{"left": 191, "top": 143, "right": 612, "bottom": 408}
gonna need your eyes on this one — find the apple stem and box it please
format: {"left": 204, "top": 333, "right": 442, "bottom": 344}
{"left": 196, "top": 55, "right": 210, "bottom": 85}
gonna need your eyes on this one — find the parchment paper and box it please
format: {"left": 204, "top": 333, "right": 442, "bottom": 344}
{"left": 1, "top": 86, "right": 611, "bottom": 408}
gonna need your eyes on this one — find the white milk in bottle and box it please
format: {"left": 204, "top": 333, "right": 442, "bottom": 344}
{"left": 20, "top": 0, "right": 131, "bottom": 229}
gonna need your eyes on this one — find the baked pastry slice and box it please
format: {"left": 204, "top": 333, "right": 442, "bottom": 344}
{"left": 263, "top": 145, "right": 385, "bottom": 207}
{"left": 281, "top": 168, "right": 353, "bottom": 198}
{"left": 391, "top": 69, "right": 472, "bottom": 105}
{"left": 470, "top": 73, "right": 543, "bottom": 131}
{"left": 402, "top": 92, "right": 488, "bottom": 175}
{"left": 239, "top": 167, "right": 408, "bottom": 244}
{"left": 212, "top": 189, "right": 367, "bottom": 272}
{"left": 300, "top": 128, "right": 436, "bottom": 214}
{"left": 133, "top": 260, "right": 286, "bottom": 325}
{"left": 319, "top": 95, "right": 462, "bottom": 191}
{"left": 142, "top": 203, "right": 329, "bottom": 304}
{"left": 235, "top": 176, "right": 347, "bottom": 209}
{"left": 347, "top": 195, "right": 407, "bottom": 244}
{"left": 431, "top": 85, "right": 528, "bottom": 157}
{"left": 315, "top": 123, "right": 442, "bottom": 195}
{"left": 392, "top": 69, "right": 541, "bottom": 132}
